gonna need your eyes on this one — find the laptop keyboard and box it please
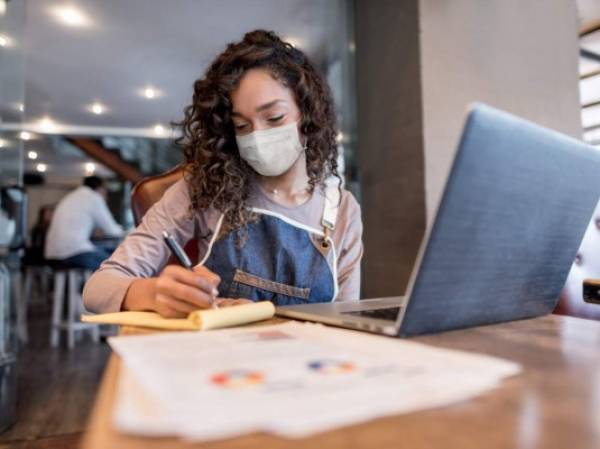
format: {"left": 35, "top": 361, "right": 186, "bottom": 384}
{"left": 343, "top": 307, "right": 401, "bottom": 321}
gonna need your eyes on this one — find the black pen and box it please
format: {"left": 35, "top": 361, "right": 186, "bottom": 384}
{"left": 162, "top": 231, "right": 193, "bottom": 269}
{"left": 162, "top": 231, "right": 218, "bottom": 307}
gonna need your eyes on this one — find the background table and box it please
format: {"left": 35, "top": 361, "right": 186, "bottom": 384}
{"left": 81, "top": 315, "right": 600, "bottom": 449}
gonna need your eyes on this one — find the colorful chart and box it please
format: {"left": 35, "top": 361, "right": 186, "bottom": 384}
{"left": 307, "top": 359, "right": 355, "bottom": 375}
{"left": 210, "top": 369, "right": 265, "bottom": 388}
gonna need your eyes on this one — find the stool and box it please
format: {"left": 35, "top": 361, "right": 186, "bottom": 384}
{"left": 50, "top": 267, "right": 99, "bottom": 349}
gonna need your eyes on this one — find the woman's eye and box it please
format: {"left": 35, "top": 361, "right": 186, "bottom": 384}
{"left": 234, "top": 123, "right": 248, "bottom": 130}
{"left": 267, "top": 114, "right": 284, "bottom": 123}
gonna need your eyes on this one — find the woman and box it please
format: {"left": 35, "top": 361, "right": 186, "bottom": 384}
{"left": 83, "top": 30, "right": 363, "bottom": 317}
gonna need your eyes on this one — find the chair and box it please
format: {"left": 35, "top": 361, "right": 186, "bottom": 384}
{"left": 131, "top": 164, "right": 184, "bottom": 226}
{"left": 131, "top": 164, "right": 199, "bottom": 264}
{"left": 555, "top": 200, "right": 600, "bottom": 320}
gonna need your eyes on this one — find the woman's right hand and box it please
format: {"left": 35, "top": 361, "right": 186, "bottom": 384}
{"left": 153, "top": 265, "right": 221, "bottom": 318}
{"left": 122, "top": 265, "right": 221, "bottom": 318}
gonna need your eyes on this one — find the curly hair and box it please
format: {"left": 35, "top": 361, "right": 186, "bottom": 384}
{"left": 174, "top": 29, "right": 341, "bottom": 238}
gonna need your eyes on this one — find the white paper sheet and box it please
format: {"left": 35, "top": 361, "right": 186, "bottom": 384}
{"left": 109, "top": 322, "right": 520, "bottom": 441}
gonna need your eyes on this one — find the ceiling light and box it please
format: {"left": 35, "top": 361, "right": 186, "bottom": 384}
{"left": 19, "top": 131, "right": 32, "bottom": 141}
{"left": 52, "top": 6, "right": 89, "bottom": 27}
{"left": 17, "top": 103, "right": 24, "bottom": 112}
{"left": 336, "top": 132, "right": 345, "bottom": 143}
{"left": 27, "top": 151, "right": 38, "bottom": 160}
{"left": 0, "top": 34, "right": 10, "bottom": 47}
{"left": 144, "top": 87, "right": 157, "bottom": 99}
{"left": 284, "top": 37, "right": 302, "bottom": 49}
{"left": 0, "top": 139, "right": 7, "bottom": 148}
{"left": 91, "top": 102, "right": 104, "bottom": 115}
{"left": 85, "top": 162, "right": 96, "bottom": 174}
{"left": 0, "top": 1, "right": 6, "bottom": 16}
{"left": 153, "top": 124, "right": 165, "bottom": 136}
{"left": 36, "top": 163, "right": 47, "bottom": 173}
{"left": 39, "top": 117, "right": 56, "bottom": 132}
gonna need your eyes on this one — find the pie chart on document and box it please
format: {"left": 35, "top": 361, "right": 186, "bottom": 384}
{"left": 210, "top": 369, "right": 266, "bottom": 388}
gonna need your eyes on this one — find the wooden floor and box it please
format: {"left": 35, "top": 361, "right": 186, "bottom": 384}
{"left": 0, "top": 303, "right": 111, "bottom": 449}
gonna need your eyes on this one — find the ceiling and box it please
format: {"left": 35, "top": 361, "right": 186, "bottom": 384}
{"left": 12, "top": 0, "right": 347, "bottom": 137}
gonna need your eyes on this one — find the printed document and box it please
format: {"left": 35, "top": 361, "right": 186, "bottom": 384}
{"left": 109, "top": 321, "right": 520, "bottom": 440}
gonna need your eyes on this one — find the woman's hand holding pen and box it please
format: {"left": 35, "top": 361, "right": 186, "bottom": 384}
{"left": 153, "top": 265, "right": 221, "bottom": 318}
{"left": 123, "top": 232, "right": 252, "bottom": 318}
{"left": 122, "top": 265, "right": 251, "bottom": 318}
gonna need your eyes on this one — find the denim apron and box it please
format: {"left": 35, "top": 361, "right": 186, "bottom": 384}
{"left": 200, "top": 186, "right": 340, "bottom": 305}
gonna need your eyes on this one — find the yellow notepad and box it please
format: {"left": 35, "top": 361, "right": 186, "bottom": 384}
{"left": 81, "top": 301, "right": 275, "bottom": 331}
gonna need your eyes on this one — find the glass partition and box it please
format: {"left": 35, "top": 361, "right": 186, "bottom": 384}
{"left": 0, "top": 0, "right": 26, "bottom": 435}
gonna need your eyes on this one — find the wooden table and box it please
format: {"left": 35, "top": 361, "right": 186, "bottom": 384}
{"left": 80, "top": 315, "right": 600, "bottom": 449}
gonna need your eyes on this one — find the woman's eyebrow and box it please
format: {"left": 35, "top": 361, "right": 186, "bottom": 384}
{"left": 256, "top": 99, "right": 287, "bottom": 112}
{"left": 231, "top": 99, "right": 287, "bottom": 117}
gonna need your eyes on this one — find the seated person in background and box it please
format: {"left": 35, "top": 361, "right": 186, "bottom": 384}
{"left": 45, "top": 176, "right": 124, "bottom": 270}
{"left": 83, "top": 30, "right": 363, "bottom": 317}
{"left": 24, "top": 204, "right": 54, "bottom": 265}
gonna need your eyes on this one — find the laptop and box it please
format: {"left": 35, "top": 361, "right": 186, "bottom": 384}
{"left": 276, "top": 103, "right": 600, "bottom": 337}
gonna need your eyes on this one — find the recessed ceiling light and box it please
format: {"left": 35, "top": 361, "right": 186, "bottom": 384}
{"left": 153, "top": 124, "right": 165, "bottom": 136}
{"left": 144, "top": 87, "right": 157, "bottom": 99}
{"left": 284, "top": 37, "right": 302, "bottom": 48}
{"left": 39, "top": 117, "right": 56, "bottom": 132}
{"left": 27, "top": 151, "right": 38, "bottom": 160}
{"left": 19, "top": 131, "right": 32, "bottom": 141}
{"left": 0, "top": 34, "right": 10, "bottom": 47}
{"left": 36, "top": 163, "right": 47, "bottom": 173}
{"left": 90, "top": 102, "right": 105, "bottom": 115}
{"left": 52, "top": 6, "right": 90, "bottom": 27}
{"left": 17, "top": 103, "right": 24, "bottom": 112}
{"left": 85, "top": 162, "right": 96, "bottom": 174}
{"left": 0, "top": 139, "right": 7, "bottom": 148}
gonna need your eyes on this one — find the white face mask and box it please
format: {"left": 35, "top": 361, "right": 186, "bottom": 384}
{"left": 235, "top": 121, "right": 305, "bottom": 177}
